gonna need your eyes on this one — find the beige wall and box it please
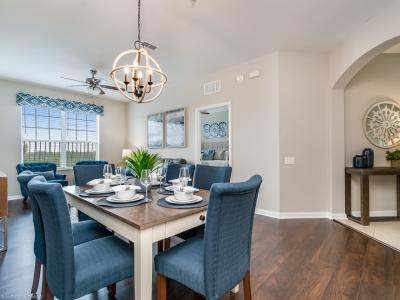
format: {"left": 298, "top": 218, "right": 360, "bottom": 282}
{"left": 345, "top": 53, "right": 400, "bottom": 212}
{"left": 0, "top": 78, "right": 128, "bottom": 196}
{"left": 278, "top": 52, "right": 330, "bottom": 213}
{"left": 128, "top": 53, "right": 281, "bottom": 212}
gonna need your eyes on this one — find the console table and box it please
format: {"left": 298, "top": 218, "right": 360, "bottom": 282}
{"left": 345, "top": 167, "right": 400, "bottom": 225}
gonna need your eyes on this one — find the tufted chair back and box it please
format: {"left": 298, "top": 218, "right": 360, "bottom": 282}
{"left": 203, "top": 175, "right": 262, "bottom": 299}
{"left": 16, "top": 162, "right": 57, "bottom": 175}
{"left": 193, "top": 165, "right": 232, "bottom": 190}
{"left": 165, "top": 163, "right": 195, "bottom": 184}
{"left": 75, "top": 160, "right": 108, "bottom": 166}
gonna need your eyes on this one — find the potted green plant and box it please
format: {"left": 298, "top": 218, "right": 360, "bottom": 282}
{"left": 121, "top": 148, "right": 162, "bottom": 191}
{"left": 386, "top": 150, "right": 400, "bottom": 168}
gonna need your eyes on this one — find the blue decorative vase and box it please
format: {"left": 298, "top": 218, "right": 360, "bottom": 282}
{"left": 353, "top": 155, "right": 367, "bottom": 168}
{"left": 362, "top": 148, "right": 374, "bottom": 168}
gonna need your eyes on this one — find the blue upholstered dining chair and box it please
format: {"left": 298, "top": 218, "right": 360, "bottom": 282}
{"left": 29, "top": 179, "right": 133, "bottom": 300}
{"left": 16, "top": 162, "right": 68, "bottom": 200}
{"left": 155, "top": 175, "right": 262, "bottom": 300}
{"left": 27, "top": 176, "right": 112, "bottom": 297}
{"left": 176, "top": 164, "right": 233, "bottom": 241}
{"left": 165, "top": 163, "right": 195, "bottom": 184}
{"left": 73, "top": 162, "right": 108, "bottom": 221}
{"left": 193, "top": 164, "right": 232, "bottom": 190}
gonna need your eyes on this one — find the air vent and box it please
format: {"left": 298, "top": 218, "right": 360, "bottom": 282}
{"left": 203, "top": 80, "right": 221, "bottom": 96}
{"left": 141, "top": 41, "right": 158, "bottom": 50}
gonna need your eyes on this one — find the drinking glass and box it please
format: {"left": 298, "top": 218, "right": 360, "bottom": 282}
{"left": 179, "top": 167, "right": 190, "bottom": 188}
{"left": 103, "top": 164, "right": 113, "bottom": 179}
{"left": 156, "top": 166, "right": 166, "bottom": 192}
{"left": 115, "top": 166, "right": 126, "bottom": 185}
{"left": 140, "top": 169, "right": 152, "bottom": 202}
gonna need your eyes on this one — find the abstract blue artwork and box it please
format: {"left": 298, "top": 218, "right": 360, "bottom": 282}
{"left": 203, "top": 121, "right": 228, "bottom": 139}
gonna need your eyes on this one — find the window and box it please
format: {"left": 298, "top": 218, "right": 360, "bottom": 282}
{"left": 21, "top": 106, "right": 99, "bottom": 168}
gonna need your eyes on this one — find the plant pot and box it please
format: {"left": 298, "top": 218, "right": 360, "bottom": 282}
{"left": 391, "top": 160, "right": 400, "bottom": 168}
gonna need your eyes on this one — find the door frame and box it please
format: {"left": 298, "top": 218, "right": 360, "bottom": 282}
{"left": 194, "top": 101, "right": 232, "bottom": 166}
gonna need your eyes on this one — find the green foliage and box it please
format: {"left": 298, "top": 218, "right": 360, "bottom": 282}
{"left": 386, "top": 149, "right": 400, "bottom": 161}
{"left": 121, "top": 148, "right": 162, "bottom": 177}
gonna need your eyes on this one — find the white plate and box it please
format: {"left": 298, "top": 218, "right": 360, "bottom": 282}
{"left": 87, "top": 178, "right": 112, "bottom": 186}
{"left": 165, "top": 195, "right": 202, "bottom": 205}
{"left": 165, "top": 186, "right": 199, "bottom": 192}
{"left": 106, "top": 194, "right": 144, "bottom": 203}
{"left": 85, "top": 188, "right": 113, "bottom": 194}
{"left": 169, "top": 178, "right": 192, "bottom": 184}
{"left": 112, "top": 185, "right": 141, "bottom": 192}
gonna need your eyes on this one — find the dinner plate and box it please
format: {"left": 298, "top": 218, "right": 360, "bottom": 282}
{"left": 164, "top": 186, "right": 199, "bottom": 192}
{"left": 169, "top": 178, "right": 192, "bottom": 184}
{"left": 87, "top": 178, "right": 112, "bottom": 186}
{"left": 165, "top": 195, "right": 202, "bottom": 205}
{"left": 85, "top": 188, "right": 113, "bottom": 194}
{"left": 106, "top": 194, "right": 144, "bottom": 203}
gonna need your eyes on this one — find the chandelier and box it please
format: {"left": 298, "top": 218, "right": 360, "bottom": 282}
{"left": 110, "top": 0, "right": 167, "bottom": 103}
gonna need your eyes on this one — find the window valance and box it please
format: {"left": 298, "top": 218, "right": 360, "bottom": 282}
{"left": 16, "top": 92, "right": 104, "bottom": 115}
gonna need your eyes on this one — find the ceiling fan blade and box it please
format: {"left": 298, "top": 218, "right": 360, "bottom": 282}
{"left": 60, "top": 76, "right": 86, "bottom": 84}
{"left": 66, "top": 84, "right": 88, "bottom": 87}
{"left": 101, "top": 84, "right": 125, "bottom": 92}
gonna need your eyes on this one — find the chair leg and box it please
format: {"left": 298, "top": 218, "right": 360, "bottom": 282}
{"left": 164, "top": 238, "right": 171, "bottom": 250}
{"left": 243, "top": 271, "right": 252, "bottom": 300}
{"left": 23, "top": 196, "right": 28, "bottom": 202}
{"left": 41, "top": 267, "right": 47, "bottom": 300}
{"left": 31, "top": 259, "right": 41, "bottom": 294}
{"left": 157, "top": 273, "right": 167, "bottom": 300}
{"left": 107, "top": 283, "right": 116, "bottom": 297}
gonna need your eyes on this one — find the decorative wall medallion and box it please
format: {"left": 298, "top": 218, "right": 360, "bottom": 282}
{"left": 203, "top": 121, "right": 229, "bottom": 139}
{"left": 363, "top": 101, "right": 400, "bottom": 148}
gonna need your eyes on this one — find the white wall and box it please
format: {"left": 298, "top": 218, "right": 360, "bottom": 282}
{"left": 128, "top": 53, "right": 281, "bottom": 212}
{"left": 0, "top": 78, "right": 128, "bottom": 196}
{"left": 278, "top": 52, "right": 330, "bottom": 213}
{"left": 345, "top": 53, "right": 400, "bottom": 212}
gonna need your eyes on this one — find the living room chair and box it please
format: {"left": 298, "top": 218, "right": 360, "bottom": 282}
{"left": 27, "top": 176, "right": 112, "bottom": 297}
{"left": 155, "top": 175, "right": 262, "bottom": 300}
{"left": 29, "top": 179, "right": 133, "bottom": 300}
{"left": 16, "top": 162, "right": 68, "bottom": 200}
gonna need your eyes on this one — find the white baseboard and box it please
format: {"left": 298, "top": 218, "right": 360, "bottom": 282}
{"left": 8, "top": 195, "right": 23, "bottom": 201}
{"left": 255, "top": 209, "right": 395, "bottom": 220}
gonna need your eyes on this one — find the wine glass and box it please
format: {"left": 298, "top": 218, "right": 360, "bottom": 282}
{"left": 179, "top": 167, "right": 190, "bottom": 188}
{"left": 115, "top": 166, "right": 126, "bottom": 185}
{"left": 156, "top": 166, "right": 166, "bottom": 192}
{"left": 103, "top": 164, "right": 112, "bottom": 179}
{"left": 140, "top": 169, "right": 152, "bottom": 202}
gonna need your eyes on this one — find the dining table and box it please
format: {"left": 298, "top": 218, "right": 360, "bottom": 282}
{"left": 63, "top": 185, "right": 209, "bottom": 300}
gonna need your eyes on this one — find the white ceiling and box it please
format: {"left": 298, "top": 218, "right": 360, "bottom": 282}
{"left": 0, "top": 0, "right": 396, "bottom": 101}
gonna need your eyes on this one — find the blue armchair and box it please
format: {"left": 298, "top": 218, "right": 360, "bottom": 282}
{"left": 16, "top": 163, "right": 68, "bottom": 200}
{"left": 27, "top": 176, "right": 112, "bottom": 296}
{"left": 155, "top": 175, "right": 262, "bottom": 300}
{"left": 75, "top": 160, "right": 108, "bottom": 166}
{"left": 28, "top": 179, "right": 133, "bottom": 300}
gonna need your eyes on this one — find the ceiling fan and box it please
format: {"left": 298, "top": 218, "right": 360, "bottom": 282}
{"left": 61, "top": 69, "right": 121, "bottom": 96}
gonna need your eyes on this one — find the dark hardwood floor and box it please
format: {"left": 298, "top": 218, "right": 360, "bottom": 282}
{"left": 1, "top": 200, "right": 400, "bottom": 299}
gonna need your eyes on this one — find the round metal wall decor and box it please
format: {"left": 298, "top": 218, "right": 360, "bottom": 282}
{"left": 363, "top": 100, "right": 400, "bottom": 148}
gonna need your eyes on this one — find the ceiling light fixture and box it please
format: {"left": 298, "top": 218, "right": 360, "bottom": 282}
{"left": 110, "top": 0, "right": 167, "bottom": 103}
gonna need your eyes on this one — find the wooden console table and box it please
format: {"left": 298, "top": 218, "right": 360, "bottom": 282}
{"left": 345, "top": 167, "right": 400, "bottom": 225}
{"left": 0, "top": 171, "right": 7, "bottom": 252}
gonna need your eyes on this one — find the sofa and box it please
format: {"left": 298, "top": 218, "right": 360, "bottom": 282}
{"left": 16, "top": 163, "right": 68, "bottom": 200}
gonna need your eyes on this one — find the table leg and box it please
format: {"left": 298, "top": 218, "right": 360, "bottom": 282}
{"left": 345, "top": 173, "right": 351, "bottom": 216}
{"left": 360, "top": 175, "right": 370, "bottom": 225}
{"left": 397, "top": 175, "right": 400, "bottom": 218}
{"left": 134, "top": 228, "right": 153, "bottom": 300}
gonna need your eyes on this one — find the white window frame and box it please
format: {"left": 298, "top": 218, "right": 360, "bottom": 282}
{"left": 20, "top": 107, "right": 99, "bottom": 168}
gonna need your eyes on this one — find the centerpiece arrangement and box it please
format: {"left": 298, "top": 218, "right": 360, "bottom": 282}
{"left": 386, "top": 149, "right": 400, "bottom": 168}
{"left": 121, "top": 148, "right": 162, "bottom": 191}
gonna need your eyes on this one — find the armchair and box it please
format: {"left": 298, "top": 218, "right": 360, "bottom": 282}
{"left": 16, "top": 163, "right": 68, "bottom": 200}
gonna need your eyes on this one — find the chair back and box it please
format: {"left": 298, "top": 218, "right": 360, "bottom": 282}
{"left": 27, "top": 176, "right": 47, "bottom": 264}
{"left": 29, "top": 181, "right": 75, "bottom": 299}
{"left": 73, "top": 165, "right": 105, "bottom": 186}
{"left": 75, "top": 160, "right": 108, "bottom": 166}
{"left": 16, "top": 162, "right": 57, "bottom": 175}
{"left": 17, "top": 170, "right": 37, "bottom": 198}
{"left": 165, "top": 163, "right": 195, "bottom": 183}
{"left": 203, "top": 175, "right": 262, "bottom": 299}
{"left": 193, "top": 164, "right": 232, "bottom": 190}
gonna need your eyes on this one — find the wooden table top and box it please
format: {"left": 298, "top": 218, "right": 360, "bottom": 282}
{"left": 345, "top": 167, "right": 400, "bottom": 175}
{"left": 64, "top": 186, "right": 209, "bottom": 230}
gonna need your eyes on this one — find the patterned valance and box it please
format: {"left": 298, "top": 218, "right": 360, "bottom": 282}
{"left": 16, "top": 92, "right": 104, "bottom": 115}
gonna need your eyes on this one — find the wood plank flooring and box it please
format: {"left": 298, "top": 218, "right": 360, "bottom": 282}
{"left": 1, "top": 200, "right": 400, "bottom": 299}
